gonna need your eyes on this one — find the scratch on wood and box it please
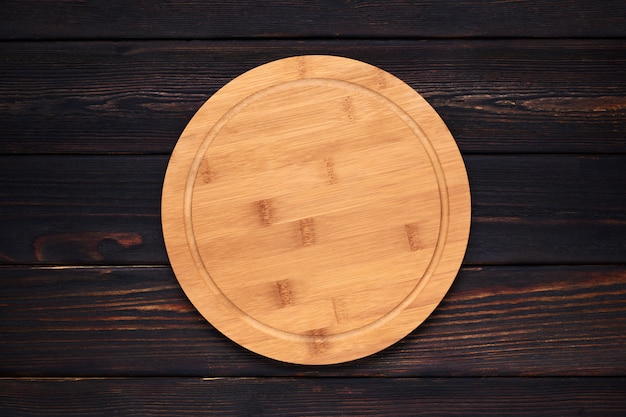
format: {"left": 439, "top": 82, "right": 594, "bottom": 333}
{"left": 0, "top": 251, "right": 18, "bottom": 263}
{"left": 258, "top": 199, "right": 273, "bottom": 226}
{"left": 332, "top": 297, "right": 347, "bottom": 323}
{"left": 276, "top": 279, "right": 294, "bottom": 306}
{"left": 299, "top": 218, "right": 316, "bottom": 246}
{"left": 404, "top": 223, "right": 420, "bottom": 252}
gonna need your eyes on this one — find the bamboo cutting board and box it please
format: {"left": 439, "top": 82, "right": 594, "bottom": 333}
{"left": 162, "top": 55, "right": 471, "bottom": 365}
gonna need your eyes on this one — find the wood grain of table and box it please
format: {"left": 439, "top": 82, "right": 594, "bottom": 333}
{"left": 1, "top": 1, "right": 625, "bottom": 415}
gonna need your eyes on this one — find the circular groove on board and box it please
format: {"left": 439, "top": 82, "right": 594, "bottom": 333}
{"left": 162, "top": 55, "right": 471, "bottom": 365}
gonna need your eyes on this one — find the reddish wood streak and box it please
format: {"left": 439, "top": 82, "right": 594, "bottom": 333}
{"left": 33, "top": 232, "right": 143, "bottom": 261}
{"left": 343, "top": 96, "right": 354, "bottom": 122}
{"left": 306, "top": 328, "right": 328, "bottom": 355}
{"left": 258, "top": 199, "right": 273, "bottom": 226}
{"left": 297, "top": 56, "right": 307, "bottom": 78}
{"left": 276, "top": 279, "right": 294, "bottom": 306}
{"left": 376, "top": 69, "right": 388, "bottom": 89}
{"left": 325, "top": 158, "right": 337, "bottom": 184}
{"left": 404, "top": 223, "right": 420, "bottom": 252}
{"left": 199, "top": 158, "right": 213, "bottom": 183}
{"left": 299, "top": 218, "right": 316, "bottom": 246}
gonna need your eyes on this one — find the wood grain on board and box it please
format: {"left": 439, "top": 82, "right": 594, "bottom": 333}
{"left": 161, "top": 55, "right": 471, "bottom": 364}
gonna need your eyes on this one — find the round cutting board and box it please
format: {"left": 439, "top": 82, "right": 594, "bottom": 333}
{"left": 162, "top": 55, "right": 471, "bottom": 365}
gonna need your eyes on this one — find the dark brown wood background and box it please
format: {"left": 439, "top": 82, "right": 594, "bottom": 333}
{"left": 1, "top": 1, "right": 625, "bottom": 415}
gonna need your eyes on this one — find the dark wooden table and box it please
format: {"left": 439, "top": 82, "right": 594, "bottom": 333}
{"left": 1, "top": 1, "right": 625, "bottom": 415}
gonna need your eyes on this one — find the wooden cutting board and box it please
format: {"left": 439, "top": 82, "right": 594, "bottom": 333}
{"left": 162, "top": 55, "right": 471, "bottom": 365}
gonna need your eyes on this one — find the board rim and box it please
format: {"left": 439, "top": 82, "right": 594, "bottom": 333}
{"left": 162, "top": 55, "right": 471, "bottom": 365}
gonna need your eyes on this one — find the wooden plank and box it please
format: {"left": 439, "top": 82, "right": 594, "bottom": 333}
{"left": 1, "top": 155, "right": 624, "bottom": 265}
{"left": 0, "top": 156, "right": 168, "bottom": 265}
{"left": 1, "top": 377, "right": 625, "bottom": 416}
{"left": 1, "top": 265, "right": 625, "bottom": 376}
{"left": 0, "top": 40, "right": 624, "bottom": 154}
{"left": 465, "top": 155, "right": 626, "bottom": 264}
{"left": 2, "top": 1, "right": 625, "bottom": 39}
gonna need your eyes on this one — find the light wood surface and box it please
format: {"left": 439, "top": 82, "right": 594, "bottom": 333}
{"left": 162, "top": 55, "right": 471, "bottom": 364}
